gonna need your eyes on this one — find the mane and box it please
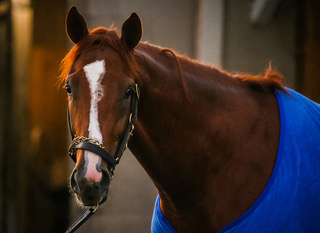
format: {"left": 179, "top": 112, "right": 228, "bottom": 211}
{"left": 155, "top": 46, "right": 286, "bottom": 95}
{"left": 236, "top": 64, "right": 287, "bottom": 94}
{"left": 60, "top": 28, "right": 286, "bottom": 95}
{"left": 162, "top": 49, "right": 286, "bottom": 94}
{"left": 58, "top": 27, "right": 134, "bottom": 85}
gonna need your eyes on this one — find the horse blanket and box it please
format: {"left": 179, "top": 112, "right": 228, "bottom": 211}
{"left": 151, "top": 88, "right": 320, "bottom": 233}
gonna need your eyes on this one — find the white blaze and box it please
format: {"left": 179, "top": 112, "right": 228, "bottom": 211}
{"left": 83, "top": 60, "right": 105, "bottom": 182}
{"left": 84, "top": 60, "right": 105, "bottom": 142}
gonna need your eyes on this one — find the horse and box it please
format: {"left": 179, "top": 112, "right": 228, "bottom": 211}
{"left": 60, "top": 6, "right": 320, "bottom": 233}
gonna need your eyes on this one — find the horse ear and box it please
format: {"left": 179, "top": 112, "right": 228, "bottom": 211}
{"left": 121, "top": 13, "right": 142, "bottom": 49}
{"left": 66, "top": 6, "right": 89, "bottom": 44}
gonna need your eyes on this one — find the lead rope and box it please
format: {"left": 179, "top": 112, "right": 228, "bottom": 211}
{"left": 65, "top": 205, "right": 98, "bottom": 233}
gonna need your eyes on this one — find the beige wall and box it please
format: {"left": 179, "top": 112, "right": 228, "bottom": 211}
{"left": 223, "top": 0, "right": 296, "bottom": 88}
{"left": 196, "top": 0, "right": 224, "bottom": 66}
{"left": 70, "top": 0, "right": 197, "bottom": 56}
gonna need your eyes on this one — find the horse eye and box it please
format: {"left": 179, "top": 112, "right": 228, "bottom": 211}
{"left": 65, "top": 84, "right": 72, "bottom": 94}
{"left": 125, "top": 88, "right": 134, "bottom": 98}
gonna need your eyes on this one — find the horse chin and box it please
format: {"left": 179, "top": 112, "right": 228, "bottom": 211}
{"left": 75, "top": 188, "right": 109, "bottom": 208}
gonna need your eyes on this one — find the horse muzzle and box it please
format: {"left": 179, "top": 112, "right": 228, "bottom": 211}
{"left": 70, "top": 168, "right": 111, "bottom": 206}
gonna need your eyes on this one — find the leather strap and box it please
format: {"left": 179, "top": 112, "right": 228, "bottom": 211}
{"left": 75, "top": 141, "right": 118, "bottom": 166}
{"left": 67, "top": 105, "right": 75, "bottom": 140}
{"left": 65, "top": 207, "right": 97, "bottom": 233}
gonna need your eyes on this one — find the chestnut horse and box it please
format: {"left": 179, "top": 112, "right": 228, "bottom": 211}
{"left": 61, "top": 7, "right": 320, "bottom": 233}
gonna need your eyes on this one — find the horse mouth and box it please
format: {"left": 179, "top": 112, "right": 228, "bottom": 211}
{"left": 74, "top": 186, "right": 109, "bottom": 207}
{"left": 70, "top": 169, "right": 111, "bottom": 207}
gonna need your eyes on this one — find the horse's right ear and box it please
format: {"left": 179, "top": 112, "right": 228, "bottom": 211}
{"left": 66, "top": 6, "right": 88, "bottom": 44}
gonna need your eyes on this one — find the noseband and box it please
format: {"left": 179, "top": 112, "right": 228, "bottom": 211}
{"left": 65, "top": 84, "right": 140, "bottom": 233}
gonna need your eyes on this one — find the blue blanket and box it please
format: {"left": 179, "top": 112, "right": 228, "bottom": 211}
{"left": 151, "top": 88, "right": 320, "bottom": 233}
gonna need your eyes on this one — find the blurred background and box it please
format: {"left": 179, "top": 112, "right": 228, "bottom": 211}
{"left": 0, "top": 0, "right": 319, "bottom": 232}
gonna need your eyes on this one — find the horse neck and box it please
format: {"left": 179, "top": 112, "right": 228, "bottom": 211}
{"left": 129, "top": 43, "right": 278, "bottom": 214}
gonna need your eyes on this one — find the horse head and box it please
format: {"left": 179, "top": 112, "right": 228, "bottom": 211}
{"left": 64, "top": 6, "right": 142, "bottom": 207}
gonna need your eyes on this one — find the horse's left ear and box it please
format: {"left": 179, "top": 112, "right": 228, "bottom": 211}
{"left": 121, "top": 13, "right": 142, "bottom": 49}
{"left": 66, "top": 6, "right": 89, "bottom": 44}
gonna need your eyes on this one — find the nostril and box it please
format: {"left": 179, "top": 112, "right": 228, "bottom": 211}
{"left": 70, "top": 169, "right": 79, "bottom": 193}
{"left": 101, "top": 169, "right": 111, "bottom": 187}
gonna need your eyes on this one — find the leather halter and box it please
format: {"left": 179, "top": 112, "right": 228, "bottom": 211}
{"left": 65, "top": 84, "right": 140, "bottom": 233}
{"left": 67, "top": 83, "right": 139, "bottom": 168}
